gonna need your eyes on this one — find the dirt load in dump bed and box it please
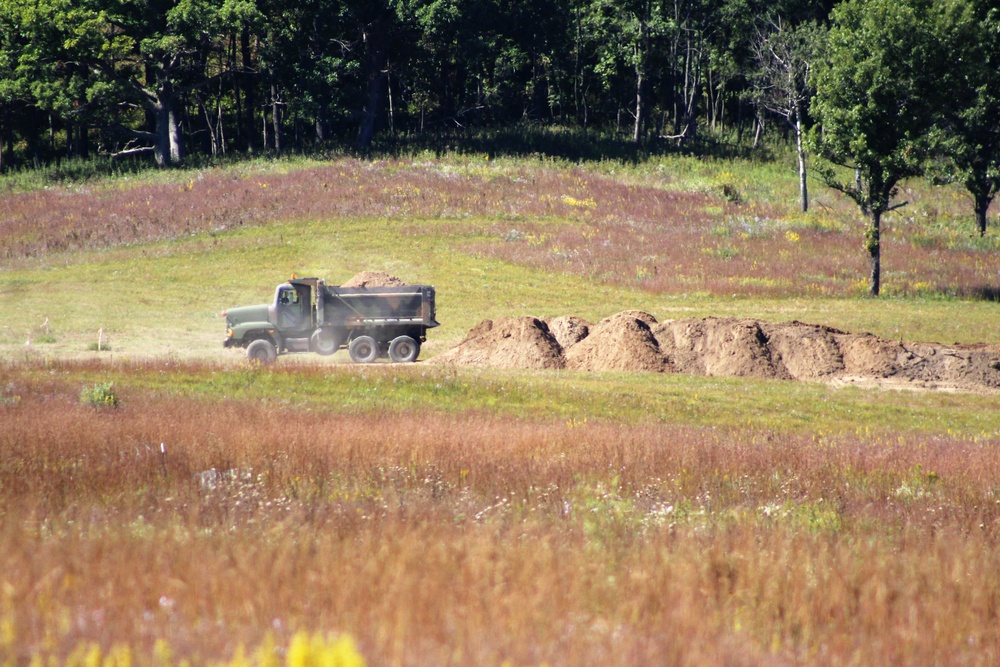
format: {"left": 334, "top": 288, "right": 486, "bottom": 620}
{"left": 434, "top": 312, "right": 1000, "bottom": 393}
{"left": 341, "top": 271, "right": 407, "bottom": 288}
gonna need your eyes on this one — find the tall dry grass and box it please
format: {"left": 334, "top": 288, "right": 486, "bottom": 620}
{"left": 2, "top": 371, "right": 999, "bottom": 665}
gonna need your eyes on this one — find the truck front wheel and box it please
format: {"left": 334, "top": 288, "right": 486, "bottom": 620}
{"left": 348, "top": 335, "right": 379, "bottom": 363}
{"left": 246, "top": 339, "right": 277, "bottom": 364}
{"left": 388, "top": 335, "right": 420, "bottom": 363}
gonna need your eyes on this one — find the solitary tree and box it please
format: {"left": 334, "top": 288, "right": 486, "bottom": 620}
{"left": 749, "top": 19, "right": 825, "bottom": 213}
{"left": 810, "top": 0, "right": 946, "bottom": 296}
{"left": 937, "top": 0, "right": 1000, "bottom": 237}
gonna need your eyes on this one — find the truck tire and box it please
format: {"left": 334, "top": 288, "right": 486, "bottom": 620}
{"left": 310, "top": 328, "right": 342, "bottom": 356}
{"left": 348, "top": 335, "right": 379, "bottom": 363}
{"left": 388, "top": 335, "right": 420, "bottom": 363}
{"left": 246, "top": 339, "right": 277, "bottom": 364}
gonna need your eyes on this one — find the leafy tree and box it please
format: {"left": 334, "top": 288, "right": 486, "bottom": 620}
{"left": 810, "top": 0, "right": 947, "bottom": 296}
{"left": 250, "top": 0, "right": 356, "bottom": 152}
{"left": 5, "top": 0, "right": 249, "bottom": 166}
{"left": 0, "top": 0, "right": 118, "bottom": 163}
{"left": 113, "top": 0, "right": 247, "bottom": 165}
{"left": 937, "top": 0, "right": 1000, "bottom": 236}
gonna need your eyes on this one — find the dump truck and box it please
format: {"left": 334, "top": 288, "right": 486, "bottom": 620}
{"left": 222, "top": 276, "right": 438, "bottom": 363}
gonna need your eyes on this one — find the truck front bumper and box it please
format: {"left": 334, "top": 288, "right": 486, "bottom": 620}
{"left": 223, "top": 338, "right": 238, "bottom": 348}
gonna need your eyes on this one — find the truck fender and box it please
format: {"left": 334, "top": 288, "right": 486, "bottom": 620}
{"left": 233, "top": 322, "right": 278, "bottom": 347}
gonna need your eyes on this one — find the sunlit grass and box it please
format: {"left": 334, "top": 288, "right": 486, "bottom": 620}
{"left": 2, "top": 151, "right": 1000, "bottom": 666}
{"left": 8, "top": 359, "right": 1000, "bottom": 438}
{"left": 3, "top": 364, "right": 1000, "bottom": 666}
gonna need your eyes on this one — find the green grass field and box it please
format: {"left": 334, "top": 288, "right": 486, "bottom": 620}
{"left": 1, "top": 152, "right": 999, "bottom": 666}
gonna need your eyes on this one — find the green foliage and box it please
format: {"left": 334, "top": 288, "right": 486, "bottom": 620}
{"left": 811, "top": 0, "right": 944, "bottom": 207}
{"left": 810, "top": 0, "right": 950, "bottom": 295}
{"left": 932, "top": 0, "right": 1000, "bottom": 236}
{"left": 80, "top": 381, "right": 119, "bottom": 408}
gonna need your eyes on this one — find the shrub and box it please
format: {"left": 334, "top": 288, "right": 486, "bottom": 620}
{"left": 79, "top": 382, "right": 119, "bottom": 408}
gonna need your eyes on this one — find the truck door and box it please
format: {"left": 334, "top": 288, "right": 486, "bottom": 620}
{"left": 276, "top": 284, "right": 310, "bottom": 331}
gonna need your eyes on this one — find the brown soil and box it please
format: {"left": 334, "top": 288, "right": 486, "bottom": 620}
{"left": 565, "top": 312, "right": 666, "bottom": 372}
{"left": 436, "top": 312, "right": 1000, "bottom": 394}
{"left": 758, "top": 321, "right": 846, "bottom": 380}
{"left": 341, "top": 271, "right": 407, "bottom": 288}
{"left": 428, "top": 316, "right": 565, "bottom": 370}
{"left": 545, "top": 316, "right": 591, "bottom": 351}
{"left": 655, "top": 318, "right": 788, "bottom": 379}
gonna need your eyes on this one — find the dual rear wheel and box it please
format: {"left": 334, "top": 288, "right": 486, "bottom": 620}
{"left": 245, "top": 333, "right": 420, "bottom": 364}
{"left": 348, "top": 335, "right": 420, "bottom": 363}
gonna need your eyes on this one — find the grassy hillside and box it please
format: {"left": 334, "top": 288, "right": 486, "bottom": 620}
{"left": 2, "top": 153, "right": 999, "bottom": 666}
{"left": 1, "top": 154, "right": 998, "bottom": 361}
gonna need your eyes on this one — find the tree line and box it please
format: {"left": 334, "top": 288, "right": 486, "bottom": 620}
{"left": 0, "top": 0, "right": 998, "bottom": 295}
{"left": 0, "top": 0, "right": 833, "bottom": 167}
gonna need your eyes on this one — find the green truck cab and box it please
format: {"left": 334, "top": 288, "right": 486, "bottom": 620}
{"left": 223, "top": 277, "right": 438, "bottom": 363}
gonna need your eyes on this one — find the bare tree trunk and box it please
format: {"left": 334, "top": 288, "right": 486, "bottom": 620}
{"left": 975, "top": 193, "right": 990, "bottom": 237}
{"left": 866, "top": 210, "right": 881, "bottom": 297}
{"left": 574, "top": 4, "right": 583, "bottom": 124}
{"left": 633, "top": 15, "right": 647, "bottom": 145}
{"left": 633, "top": 62, "right": 644, "bottom": 144}
{"left": 168, "top": 105, "right": 183, "bottom": 164}
{"left": 217, "top": 94, "right": 226, "bottom": 155}
{"left": 198, "top": 95, "right": 218, "bottom": 156}
{"left": 271, "top": 81, "right": 282, "bottom": 154}
{"left": 153, "top": 101, "right": 170, "bottom": 167}
{"left": 680, "top": 30, "right": 701, "bottom": 142}
{"left": 357, "top": 20, "right": 387, "bottom": 150}
{"left": 78, "top": 123, "right": 89, "bottom": 158}
{"left": 386, "top": 65, "right": 394, "bottom": 134}
{"left": 241, "top": 27, "right": 257, "bottom": 153}
{"left": 795, "top": 106, "right": 808, "bottom": 212}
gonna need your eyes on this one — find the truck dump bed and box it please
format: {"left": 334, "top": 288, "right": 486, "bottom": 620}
{"left": 320, "top": 284, "right": 439, "bottom": 328}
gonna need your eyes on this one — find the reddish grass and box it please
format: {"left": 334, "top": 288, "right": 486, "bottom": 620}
{"left": 0, "top": 161, "right": 694, "bottom": 259}
{"left": 474, "top": 198, "right": 1000, "bottom": 299}
{"left": 3, "top": 159, "right": 998, "bottom": 298}
{"left": 2, "top": 365, "right": 1000, "bottom": 665}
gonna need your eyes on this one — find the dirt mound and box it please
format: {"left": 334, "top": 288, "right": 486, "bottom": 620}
{"left": 429, "top": 317, "right": 565, "bottom": 370}
{"left": 834, "top": 333, "right": 907, "bottom": 378}
{"left": 760, "top": 321, "right": 846, "bottom": 380}
{"left": 888, "top": 342, "right": 1000, "bottom": 390}
{"left": 618, "top": 310, "right": 658, "bottom": 327}
{"left": 565, "top": 312, "right": 666, "bottom": 372}
{"left": 546, "top": 316, "right": 591, "bottom": 351}
{"left": 341, "top": 271, "right": 407, "bottom": 288}
{"left": 434, "top": 313, "right": 1000, "bottom": 394}
{"left": 655, "top": 318, "right": 788, "bottom": 379}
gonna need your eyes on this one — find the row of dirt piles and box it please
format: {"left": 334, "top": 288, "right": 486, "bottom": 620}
{"left": 340, "top": 271, "right": 407, "bottom": 288}
{"left": 430, "top": 312, "right": 1000, "bottom": 393}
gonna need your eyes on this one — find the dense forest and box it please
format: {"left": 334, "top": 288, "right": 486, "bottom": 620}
{"left": 1, "top": 0, "right": 998, "bottom": 294}
{"left": 0, "top": 0, "right": 841, "bottom": 166}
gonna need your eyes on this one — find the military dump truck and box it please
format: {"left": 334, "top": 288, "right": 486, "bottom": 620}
{"left": 222, "top": 276, "right": 438, "bottom": 364}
